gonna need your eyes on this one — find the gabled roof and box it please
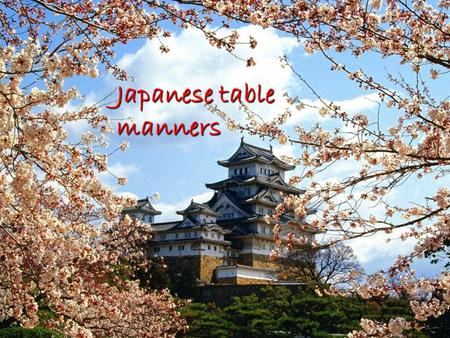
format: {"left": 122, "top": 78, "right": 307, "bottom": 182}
{"left": 206, "top": 190, "right": 252, "bottom": 218}
{"left": 243, "top": 187, "right": 281, "bottom": 206}
{"left": 122, "top": 197, "right": 162, "bottom": 215}
{"left": 227, "top": 225, "right": 249, "bottom": 236}
{"left": 176, "top": 200, "right": 219, "bottom": 216}
{"left": 206, "top": 174, "right": 305, "bottom": 195}
{"left": 151, "top": 221, "right": 180, "bottom": 231}
{"left": 152, "top": 217, "right": 229, "bottom": 234}
{"left": 203, "top": 223, "right": 231, "bottom": 234}
{"left": 205, "top": 175, "right": 253, "bottom": 189}
{"left": 217, "top": 138, "right": 295, "bottom": 170}
{"left": 171, "top": 215, "right": 203, "bottom": 229}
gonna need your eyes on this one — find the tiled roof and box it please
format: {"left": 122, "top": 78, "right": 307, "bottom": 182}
{"left": 151, "top": 221, "right": 180, "bottom": 231}
{"left": 206, "top": 174, "right": 305, "bottom": 194}
{"left": 122, "top": 197, "right": 161, "bottom": 215}
{"left": 217, "top": 138, "right": 295, "bottom": 170}
{"left": 177, "top": 200, "right": 218, "bottom": 216}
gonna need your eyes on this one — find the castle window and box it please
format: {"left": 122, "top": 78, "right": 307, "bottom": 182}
{"left": 154, "top": 247, "right": 160, "bottom": 253}
{"left": 178, "top": 245, "right": 184, "bottom": 250}
{"left": 175, "top": 233, "right": 179, "bottom": 239}
{"left": 239, "top": 168, "right": 243, "bottom": 175}
{"left": 260, "top": 168, "right": 263, "bottom": 174}
{"left": 185, "top": 232, "right": 191, "bottom": 238}
{"left": 244, "top": 168, "right": 248, "bottom": 174}
{"left": 259, "top": 207, "right": 264, "bottom": 214}
{"left": 234, "top": 169, "right": 237, "bottom": 175}
{"left": 208, "top": 245, "right": 211, "bottom": 250}
{"left": 160, "top": 234, "right": 166, "bottom": 240}
{"left": 169, "top": 246, "right": 172, "bottom": 251}
{"left": 214, "top": 246, "right": 217, "bottom": 251}
{"left": 194, "top": 232, "right": 197, "bottom": 237}
{"left": 263, "top": 226, "right": 267, "bottom": 234}
{"left": 211, "top": 233, "right": 215, "bottom": 239}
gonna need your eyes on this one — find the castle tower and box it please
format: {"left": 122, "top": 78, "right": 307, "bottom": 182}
{"left": 121, "top": 197, "right": 161, "bottom": 223}
{"left": 129, "top": 139, "right": 317, "bottom": 286}
{"left": 149, "top": 200, "right": 231, "bottom": 284}
{"left": 205, "top": 138, "right": 314, "bottom": 271}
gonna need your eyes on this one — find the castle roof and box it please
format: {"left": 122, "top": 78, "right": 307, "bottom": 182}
{"left": 206, "top": 190, "right": 253, "bottom": 217}
{"left": 151, "top": 217, "right": 229, "bottom": 233}
{"left": 151, "top": 221, "right": 180, "bottom": 231}
{"left": 122, "top": 197, "right": 161, "bottom": 215}
{"left": 206, "top": 174, "right": 305, "bottom": 195}
{"left": 217, "top": 138, "right": 295, "bottom": 170}
{"left": 243, "top": 187, "right": 280, "bottom": 206}
{"left": 176, "top": 200, "right": 219, "bottom": 216}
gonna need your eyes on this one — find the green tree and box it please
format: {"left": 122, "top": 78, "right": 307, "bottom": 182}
{"left": 183, "top": 287, "right": 428, "bottom": 338}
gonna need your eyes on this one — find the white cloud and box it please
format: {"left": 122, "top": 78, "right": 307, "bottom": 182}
{"left": 107, "top": 162, "right": 139, "bottom": 178}
{"left": 286, "top": 92, "right": 380, "bottom": 126}
{"left": 337, "top": 92, "right": 380, "bottom": 114}
{"left": 154, "top": 191, "right": 214, "bottom": 222}
{"left": 97, "top": 162, "right": 140, "bottom": 189}
{"left": 273, "top": 143, "right": 296, "bottom": 159}
{"left": 348, "top": 230, "right": 416, "bottom": 267}
{"left": 116, "top": 191, "right": 139, "bottom": 200}
{"left": 112, "top": 26, "right": 299, "bottom": 129}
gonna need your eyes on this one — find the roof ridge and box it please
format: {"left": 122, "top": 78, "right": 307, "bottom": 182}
{"left": 242, "top": 141, "right": 273, "bottom": 154}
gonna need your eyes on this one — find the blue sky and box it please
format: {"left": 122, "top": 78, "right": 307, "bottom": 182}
{"left": 67, "top": 24, "right": 448, "bottom": 277}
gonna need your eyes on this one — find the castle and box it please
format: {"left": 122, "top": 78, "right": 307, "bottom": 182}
{"left": 123, "top": 139, "right": 316, "bottom": 284}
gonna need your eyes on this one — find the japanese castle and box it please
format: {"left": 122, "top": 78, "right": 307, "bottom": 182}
{"left": 123, "top": 139, "right": 316, "bottom": 284}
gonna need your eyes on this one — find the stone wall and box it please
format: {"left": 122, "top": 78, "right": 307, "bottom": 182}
{"left": 236, "top": 277, "right": 273, "bottom": 285}
{"left": 216, "top": 276, "right": 273, "bottom": 285}
{"left": 200, "top": 255, "right": 224, "bottom": 284}
{"left": 195, "top": 284, "right": 305, "bottom": 307}
{"left": 164, "top": 255, "right": 225, "bottom": 285}
{"left": 239, "top": 253, "right": 279, "bottom": 269}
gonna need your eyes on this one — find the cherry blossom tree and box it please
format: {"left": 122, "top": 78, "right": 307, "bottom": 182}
{"left": 0, "top": 0, "right": 232, "bottom": 336}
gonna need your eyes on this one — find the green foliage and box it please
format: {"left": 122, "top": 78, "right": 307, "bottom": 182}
{"left": 137, "top": 257, "right": 199, "bottom": 298}
{"left": 135, "top": 258, "right": 173, "bottom": 290}
{"left": 181, "top": 303, "right": 233, "bottom": 338}
{"left": 0, "top": 327, "right": 62, "bottom": 338}
{"left": 168, "top": 262, "right": 200, "bottom": 299}
{"left": 183, "top": 286, "right": 431, "bottom": 338}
